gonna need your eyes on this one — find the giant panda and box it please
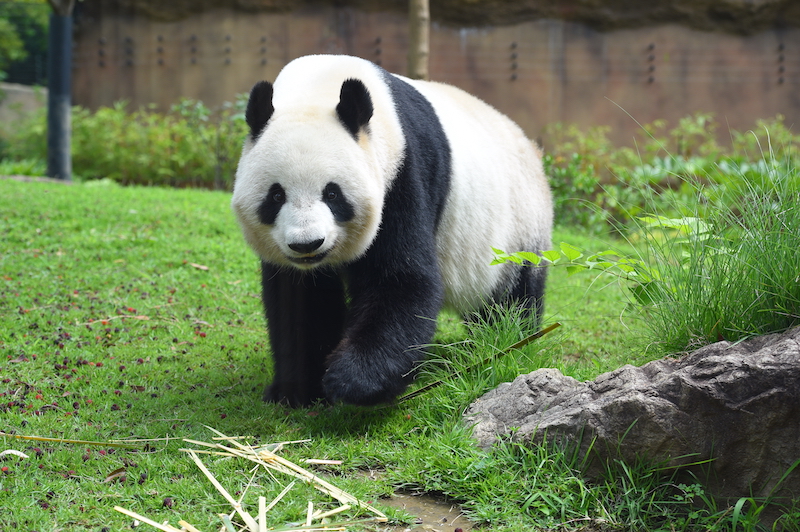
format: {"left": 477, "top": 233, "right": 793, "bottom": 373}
{"left": 232, "top": 54, "right": 552, "bottom": 407}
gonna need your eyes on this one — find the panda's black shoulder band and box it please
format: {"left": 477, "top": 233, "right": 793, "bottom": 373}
{"left": 336, "top": 78, "right": 373, "bottom": 139}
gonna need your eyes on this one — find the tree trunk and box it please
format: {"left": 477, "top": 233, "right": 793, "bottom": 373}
{"left": 46, "top": 0, "right": 76, "bottom": 180}
{"left": 47, "top": 0, "right": 75, "bottom": 17}
{"left": 407, "top": 0, "right": 430, "bottom": 80}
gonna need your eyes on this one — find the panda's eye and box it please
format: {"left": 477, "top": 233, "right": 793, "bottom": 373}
{"left": 258, "top": 184, "right": 286, "bottom": 225}
{"left": 323, "top": 183, "right": 341, "bottom": 202}
{"left": 322, "top": 182, "right": 355, "bottom": 222}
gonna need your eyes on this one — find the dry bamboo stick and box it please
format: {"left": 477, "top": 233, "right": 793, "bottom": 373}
{"left": 186, "top": 450, "right": 259, "bottom": 531}
{"left": 177, "top": 520, "right": 203, "bottom": 532}
{"left": 265, "top": 480, "right": 296, "bottom": 514}
{"left": 113, "top": 506, "right": 184, "bottom": 532}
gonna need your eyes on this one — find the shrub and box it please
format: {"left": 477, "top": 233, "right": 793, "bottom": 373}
{"left": 542, "top": 112, "right": 800, "bottom": 229}
{"left": 1, "top": 97, "right": 248, "bottom": 189}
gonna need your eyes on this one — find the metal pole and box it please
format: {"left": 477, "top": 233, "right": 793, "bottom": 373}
{"left": 47, "top": 12, "right": 72, "bottom": 181}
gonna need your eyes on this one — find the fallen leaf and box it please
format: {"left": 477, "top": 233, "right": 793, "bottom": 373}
{"left": 189, "top": 263, "right": 209, "bottom": 271}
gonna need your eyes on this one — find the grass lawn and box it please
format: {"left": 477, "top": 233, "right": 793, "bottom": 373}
{"left": 0, "top": 177, "right": 755, "bottom": 531}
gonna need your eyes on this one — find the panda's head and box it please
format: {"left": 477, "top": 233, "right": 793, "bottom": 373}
{"left": 232, "top": 72, "right": 393, "bottom": 270}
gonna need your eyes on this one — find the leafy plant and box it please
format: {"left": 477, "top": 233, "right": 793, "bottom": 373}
{"left": 0, "top": 0, "right": 48, "bottom": 83}
{"left": 1, "top": 97, "right": 248, "bottom": 189}
{"left": 493, "top": 239, "right": 661, "bottom": 306}
{"left": 0, "top": 157, "right": 45, "bottom": 176}
{"left": 542, "top": 112, "right": 800, "bottom": 229}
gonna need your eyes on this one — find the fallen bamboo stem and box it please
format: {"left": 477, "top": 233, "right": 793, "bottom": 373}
{"left": 113, "top": 506, "right": 184, "bottom": 532}
{"left": 1, "top": 432, "right": 137, "bottom": 448}
{"left": 186, "top": 450, "right": 259, "bottom": 531}
{"left": 396, "top": 321, "right": 562, "bottom": 403}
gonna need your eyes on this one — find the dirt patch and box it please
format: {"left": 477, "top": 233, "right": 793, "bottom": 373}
{"left": 379, "top": 492, "right": 476, "bottom": 531}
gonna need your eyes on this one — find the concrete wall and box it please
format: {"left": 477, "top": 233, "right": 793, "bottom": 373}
{"left": 0, "top": 82, "right": 47, "bottom": 128}
{"left": 72, "top": 5, "right": 800, "bottom": 145}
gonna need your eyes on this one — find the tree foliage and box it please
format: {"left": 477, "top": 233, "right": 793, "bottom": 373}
{"left": 0, "top": 0, "right": 49, "bottom": 82}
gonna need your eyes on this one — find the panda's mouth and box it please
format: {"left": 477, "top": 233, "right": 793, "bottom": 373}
{"left": 288, "top": 252, "right": 328, "bottom": 266}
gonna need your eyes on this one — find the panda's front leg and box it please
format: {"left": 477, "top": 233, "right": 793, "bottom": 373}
{"left": 261, "top": 262, "right": 347, "bottom": 407}
{"left": 322, "top": 260, "right": 443, "bottom": 406}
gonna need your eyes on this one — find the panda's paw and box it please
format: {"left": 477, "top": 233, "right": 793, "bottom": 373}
{"left": 322, "top": 356, "right": 408, "bottom": 406}
{"left": 262, "top": 381, "right": 323, "bottom": 408}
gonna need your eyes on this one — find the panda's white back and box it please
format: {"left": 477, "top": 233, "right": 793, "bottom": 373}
{"left": 399, "top": 77, "right": 553, "bottom": 314}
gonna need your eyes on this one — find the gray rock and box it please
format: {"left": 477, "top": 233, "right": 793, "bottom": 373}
{"left": 465, "top": 326, "right": 800, "bottom": 501}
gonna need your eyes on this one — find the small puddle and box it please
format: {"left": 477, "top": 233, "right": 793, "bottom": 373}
{"left": 379, "top": 492, "right": 475, "bottom": 531}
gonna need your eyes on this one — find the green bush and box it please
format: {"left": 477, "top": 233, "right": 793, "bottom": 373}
{"left": 0, "top": 156, "right": 45, "bottom": 176}
{"left": 543, "top": 113, "right": 800, "bottom": 229}
{"left": 2, "top": 97, "right": 248, "bottom": 189}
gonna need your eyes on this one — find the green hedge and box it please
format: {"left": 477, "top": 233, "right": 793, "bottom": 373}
{"left": 542, "top": 113, "right": 800, "bottom": 228}
{"left": 1, "top": 97, "right": 248, "bottom": 190}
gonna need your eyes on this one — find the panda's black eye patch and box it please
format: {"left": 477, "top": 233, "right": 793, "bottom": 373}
{"left": 322, "top": 182, "right": 354, "bottom": 223}
{"left": 258, "top": 183, "right": 285, "bottom": 225}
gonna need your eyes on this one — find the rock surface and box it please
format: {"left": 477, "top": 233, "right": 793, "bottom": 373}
{"left": 465, "top": 327, "right": 800, "bottom": 501}
{"left": 88, "top": 0, "right": 800, "bottom": 33}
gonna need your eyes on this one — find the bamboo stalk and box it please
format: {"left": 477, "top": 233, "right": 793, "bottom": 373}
{"left": 258, "top": 497, "right": 267, "bottom": 532}
{"left": 113, "top": 506, "right": 184, "bottom": 532}
{"left": 264, "top": 481, "right": 296, "bottom": 513}
{"left": 396, "top": 321, "right": 562, "bottom": 402}
{"left": 178, "top": 520, "right": 203, "bottom": 532}
{"left": 110, "top": 428, "right": 392, "bottom": 532}
{"left": 186, "top": 450, "right": 259, "bottom": 531}
{"left": 1, "top": 431, "right": 136, "bottom": 448}
{"left": 311, "top": 505, "right": 351, "bottom": 520}
{"left": 186, "top": 437, "right": 387, "bottom": 522}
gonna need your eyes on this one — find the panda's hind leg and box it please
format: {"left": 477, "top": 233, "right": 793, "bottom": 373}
{"left": 492, "top": 262, "right": 547, "bottom": 328}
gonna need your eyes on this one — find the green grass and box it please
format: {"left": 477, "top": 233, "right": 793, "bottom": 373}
{"left": 629, "top": 158, "right": 800, "bottom": 353}
{"left": 0, "top": 177, "right": 793, "bottom": 531}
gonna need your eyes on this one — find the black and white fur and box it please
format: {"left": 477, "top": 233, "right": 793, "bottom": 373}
{"left": 232, "top": 55, "right": 552, "bottom": 407}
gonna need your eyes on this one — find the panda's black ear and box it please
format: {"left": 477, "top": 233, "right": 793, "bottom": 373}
{"left": 245, "top": 80, "right": 274, "bottom": 141}
{"left": 336, "top": 79, "right": 373, "bottom": 138}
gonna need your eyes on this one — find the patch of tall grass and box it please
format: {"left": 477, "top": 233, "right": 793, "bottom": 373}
{"left": 628, "top": 148, "right": 800, "bottom": 352}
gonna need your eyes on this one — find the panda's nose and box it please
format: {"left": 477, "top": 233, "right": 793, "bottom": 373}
{"left": 288, "top": 239, "right": 324, "bottom": 254}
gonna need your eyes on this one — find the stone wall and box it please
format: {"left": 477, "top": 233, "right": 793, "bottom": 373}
{"left": 0, "top": 82, "right": 47, "bottom": 128}
{"left": 72, "top": 3, "right": 800, "bottom": 146}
